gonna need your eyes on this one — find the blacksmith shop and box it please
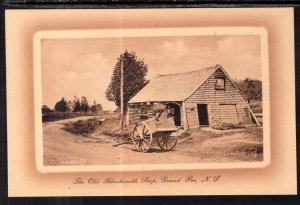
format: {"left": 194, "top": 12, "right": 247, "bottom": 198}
{"left": 127, "top": 65, "right": 253, "bottom": 130}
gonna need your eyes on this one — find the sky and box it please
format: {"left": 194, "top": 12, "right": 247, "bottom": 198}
{"left": 41, "top": 35, "right": 261, "bottom": 110}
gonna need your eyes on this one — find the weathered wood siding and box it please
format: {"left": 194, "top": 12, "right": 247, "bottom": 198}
{"left": 128, "top": 102, "right": 184, "bottom": 126}
{"left": 184, "top": 103, "right": 199, "bottom": 128}
{"left": 219, "top": 104, "right": 239, "bottom": 124}
{"left": 185, "top": 68, "right": 251, "bottom": 127}
{"left": 128, "top": 104, "right": 155, "bottom": 125}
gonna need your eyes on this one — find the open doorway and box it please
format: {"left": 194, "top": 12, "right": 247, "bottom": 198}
{"left": 197, "top": 104, "right": 209, "bottom": 126}
{"left": 166, "top": 103, "right": 181, "bottom": 126}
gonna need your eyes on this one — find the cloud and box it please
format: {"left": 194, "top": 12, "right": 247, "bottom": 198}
{"left": 141, "top": 36, "right": 261, "bottom": 81}
{"left": 145, "top": 39, "right": 212, "bottom": 77}
{"left": 42, "top": 36, "right": 261, "bottom": 110}
{"left": 213, "top": 36, "right": 261, "bottom": 79}
{"left": 160, "top": 40, "right": 189, "bottom": 59}
{"left": 216, "top": 36, "right": 261, "bottom": 57}
{"left": 42, "top": 47, "right": 117, "bottom": 110}
{"left": 65, "top": 53, "right": 116, "bottom": 110}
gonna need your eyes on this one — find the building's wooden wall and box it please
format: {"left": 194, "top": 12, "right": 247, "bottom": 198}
{"left": 127, "top": 102, "right": 183, "bottom": 126}
{"left": 127, "top": 103, "right": 155, "bottom": 125}
{"left": 128, "top": 68, "right": 252, "bottom": 128}
{"left": 184, "top": 103, "right": 200, "bottom": 128}
{"left": 185, "top": 68, "right": 251, "bottom": 127}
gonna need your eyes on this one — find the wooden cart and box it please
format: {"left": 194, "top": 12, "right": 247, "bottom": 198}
{"left": 131, "top": 106, "right": 180, "bottom": 152}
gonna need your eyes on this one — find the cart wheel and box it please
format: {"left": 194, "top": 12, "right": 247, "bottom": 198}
{"left": 157, "top": 132, "right": 178, "bottom": 151}
{"left": 132, "top": 122, "right": 152, "bottom": 152}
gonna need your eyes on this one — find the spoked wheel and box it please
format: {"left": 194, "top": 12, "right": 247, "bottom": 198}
{"left": 157, "top": 132, "right": 178, "bottom": 151}
{"left": 132, "top": 122, "right": 153, "bottom": 152}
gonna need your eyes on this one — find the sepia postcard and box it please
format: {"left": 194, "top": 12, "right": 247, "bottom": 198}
{"left": 34, "top": 27, "right": 270, "bottom": 172}
{"left": 6, "top": 8, "right": 296, "bottom": 196}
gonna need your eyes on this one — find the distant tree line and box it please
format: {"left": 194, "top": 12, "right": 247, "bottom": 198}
{"left": 234, "top": 78, "right": 262, "bottom": 101}
{"left": 42, "top": 96, "right": 103, "bottom": 114}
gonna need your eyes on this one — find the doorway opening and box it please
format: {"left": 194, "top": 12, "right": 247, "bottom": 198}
{"left": 166, "top": 103, "right": 181, "bottom": 126}
{"left": 197, "top": 104, "right": 209, "bottom": 126}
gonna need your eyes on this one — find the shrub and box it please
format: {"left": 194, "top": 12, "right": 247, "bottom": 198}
{"left": 42, "top": 105, "right": 53, "bottom": 114}
{"left": 63, "top": 118, "right": 102, "bottom": 135}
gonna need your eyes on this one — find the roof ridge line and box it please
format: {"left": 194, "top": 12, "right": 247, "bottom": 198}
{"left": 155, "top": 65, "right": 217, "bottom": 78}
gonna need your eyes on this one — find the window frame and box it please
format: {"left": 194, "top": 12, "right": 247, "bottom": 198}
{"left": 215, "top": 78, "right": 225, "bottom": 90}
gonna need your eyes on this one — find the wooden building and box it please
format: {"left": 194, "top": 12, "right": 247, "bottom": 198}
{"left": 127, "top": 65, "right": 252, "bottom": 130}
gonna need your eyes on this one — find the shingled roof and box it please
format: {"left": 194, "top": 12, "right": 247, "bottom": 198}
{"left": 129, "top": 65, "right": 221, "bottom": 103}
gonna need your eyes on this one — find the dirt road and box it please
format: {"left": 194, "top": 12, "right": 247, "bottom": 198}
{"left": 43, "top": 117, "right": 263, "bottom": 166}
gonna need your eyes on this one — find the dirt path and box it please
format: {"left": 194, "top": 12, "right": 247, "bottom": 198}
{"left": 43, "top": 116, "right": 196, "bottom": 165}
{"left": 43, "top": 117, "right": 263, "bottom": 166}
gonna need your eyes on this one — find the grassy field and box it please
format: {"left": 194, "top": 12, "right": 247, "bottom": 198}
{"left": 42, "top": 112, "right": 100, "bottom": 123}
{"left": 178, "top": 127, "right": 263, "bottom": 162}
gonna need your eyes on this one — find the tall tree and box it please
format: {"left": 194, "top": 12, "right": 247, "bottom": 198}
{"left": 74, "top": 98, "right": 81, "bottom": 112}
{"left": 54, "top": 97, "right": 68, "bottom": 113}
{"left": 81, "top": 96, "right": 90, "bottom": 113}
{"left": 67, "top": 100, "right": 74, "bottom": 112}
{"left": 90, "top": 100, "right": 103, "bottom": 114}
{"left": 105, "top": 50, "right": 149, "bottom": 113}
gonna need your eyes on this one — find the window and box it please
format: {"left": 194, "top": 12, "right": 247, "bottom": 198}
{"left": 215, "top": 78, "right": 225, "bottom": 90}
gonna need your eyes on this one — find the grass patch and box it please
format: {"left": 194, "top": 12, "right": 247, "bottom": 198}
{"left": 63, "top": 117, "right": 103, "bottom": 135}
{"left": 100, "top": 118, "right": 120, "bottom": 136}
{"left": 94, "top": 117, "right": 134, "bottom": 141}
{"left": 212, "top": 123, "right": 245, "bottom": 130}
{"left": 250, "top": 100, "right": 262, "bottom": 113}
{"left": 229, "top": 143, "right": 263, "bottom": 161}
{"left": 178, "top": 129, "right": 220, "bottom": 148}
{"left": 230, "top": 143, "right": 263, "bottom": 155}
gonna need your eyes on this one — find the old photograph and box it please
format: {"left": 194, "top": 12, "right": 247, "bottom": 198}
{"left": 7, "top": 8, "right": 297, "bottom": 196}
{"left": 34, "top": 28, "right": 269, "bottom": 171}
